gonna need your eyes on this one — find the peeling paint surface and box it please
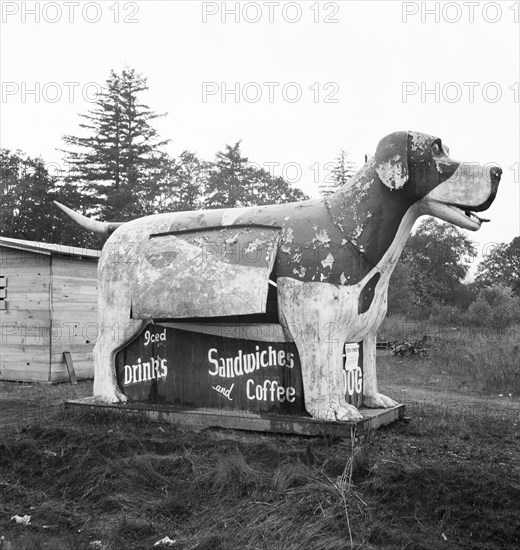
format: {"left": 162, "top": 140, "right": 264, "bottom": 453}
{"left": 313, "top": 229, "right": 331, "bottom": 246}
{"left": 280, "top": 227, "right": 294, "bottom": 254}
{"left": 321, "top": 253, "right": 334, "bottom": 269}
{"left": 293, "top": 266, "right": 306, "bottom": 278}
{"left": 131, "top": 227, "right": 280, "bottom": 319}
{"left": 376, "top": 155, "right": 407, "bottom": 190}
{"left": 410, "top": 133, "right": 430, "bottom": 151}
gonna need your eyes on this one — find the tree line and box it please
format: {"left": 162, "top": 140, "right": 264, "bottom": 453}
{"left": 1, "top": 69, "right": 316, "bottom": 249}
{"left": 389, "top": 219, "right": 520, "bottom": 327}
{"left": 1, "top": 68, "right": 518, "bottom": 324}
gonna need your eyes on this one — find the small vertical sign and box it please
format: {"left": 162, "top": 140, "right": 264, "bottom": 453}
{"left": 343, "top": 342, "right": 363, "bottom": 408}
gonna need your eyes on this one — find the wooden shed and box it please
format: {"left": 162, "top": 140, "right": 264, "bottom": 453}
{"left": 0, "top": 237, "right": 100, "bottom": 383}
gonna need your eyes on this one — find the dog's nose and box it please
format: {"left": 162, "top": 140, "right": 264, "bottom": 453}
{"left": 490, "top": 166, "right": 502, "bottom": 184}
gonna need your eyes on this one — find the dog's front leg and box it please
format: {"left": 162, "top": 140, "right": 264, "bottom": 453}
{"left": 362, "top": 331, "right": 398, "bottom": 409}
{"left": 297, "top": 337, "right": 363, "bottom": 422}
{"left": 278, "top": 278, "right": 362, "bottom": 422}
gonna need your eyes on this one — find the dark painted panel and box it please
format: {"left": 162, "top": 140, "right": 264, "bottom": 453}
{"left": 115, "top": 324, "right": 364, "bottom": 417}
{"left": 115, "top": 324, "right": 309, "bottom": 416}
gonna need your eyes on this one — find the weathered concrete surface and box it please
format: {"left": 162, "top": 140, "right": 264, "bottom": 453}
{"left": 57, "top": 131, "right": 501, "bottom": 421}
{"left": 132, "top": 227, "right": 280, "bottom": 318}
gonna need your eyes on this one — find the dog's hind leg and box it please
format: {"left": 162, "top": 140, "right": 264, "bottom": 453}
{"left": 92, "top": 234, "right": 145, "bottom": 403}
{"left": 362, "top": 331, "right": 398, "bottom": 409}
{"left": 92, "top": 311, "right": 144, "bottom": 403}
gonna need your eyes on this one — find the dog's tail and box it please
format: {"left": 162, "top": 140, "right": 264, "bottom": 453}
{"left": 54, "top": 201, "right": 124, "bottom": 235}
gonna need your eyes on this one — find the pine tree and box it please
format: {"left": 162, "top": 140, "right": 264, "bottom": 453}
{"left": 205, "top": 142, "right": 255, "bottom": 208}
{"left": 205, "top": 141, "right": 308, "bottom": 209}
{"left": 319, "top": 149, "right": 358, "bottom": 197}
{"left": 61, "top": 68, "right": 170, "bottom": 221}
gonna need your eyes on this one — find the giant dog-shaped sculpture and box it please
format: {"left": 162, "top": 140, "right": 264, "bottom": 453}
{"left": 56, "top": 131, "right": 501, "bottom": 421}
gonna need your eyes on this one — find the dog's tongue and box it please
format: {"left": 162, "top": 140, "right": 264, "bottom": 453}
{"left": 467, "top": 210, "right": 490, "bottom": 223}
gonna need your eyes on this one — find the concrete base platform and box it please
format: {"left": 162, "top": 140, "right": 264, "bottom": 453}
{"left": 65, "top": 397, "right": 405, "bottom": 437}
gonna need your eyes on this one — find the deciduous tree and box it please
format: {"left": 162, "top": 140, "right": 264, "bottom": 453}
{"left": 0, "top": 149, "right": 95, "bottom": 247}
{"left": 475, "top": 237, "right": 520, "bottom": 296}
{"left": 389, "top": 218, "right": 477, "bottom": 315}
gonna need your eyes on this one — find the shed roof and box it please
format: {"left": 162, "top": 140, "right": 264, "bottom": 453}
{"left": 0, "top": 236, "right": 101, "bottom": 259}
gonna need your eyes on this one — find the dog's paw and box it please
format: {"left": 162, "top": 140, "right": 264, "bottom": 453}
{"left": 93, "top": 385, "right": 128, "bottom": 404}
{"left": 324, "top": 402, "right": 363, "bottom": 422}
{"left": 363, "top": 393, "right": 398, "bottom": 409}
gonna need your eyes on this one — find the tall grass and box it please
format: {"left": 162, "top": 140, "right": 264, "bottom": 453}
{"left": 1, "top": 408, "right": 518, "bottom": 549}
{"left": 0, "top": 414, "right": 375, "bottom": 550}
{"left": 378, "top": 317, "right": 520, "bottom": 395}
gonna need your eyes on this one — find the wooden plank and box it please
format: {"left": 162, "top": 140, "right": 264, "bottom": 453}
{"left": 0, "top": 360, "right": 50, "bottom": 370}
{"left": 0, "top": 360, "right": 50, "bottom": 372}
{"left": 0, "top": 353, "right": 51, "bottom": 364}
{"left": 50, "top": 351, "right": 93, "bottom": 361}
{"left": 50, "top": 372, "right": 92, "bottom": 383}
{"left": 5, "top": 301, "right": 49, "bottom": 311}
{"left": 0, "top": 266, "right": 51, "bottom": 277}
{"left": 1, "top": 335, "right": 48, "bottom": 345}
{"left": 51, "top": 362, "right": 93, "bottom": 374}
{"left": 50, "top": 331, "right": 97, "bottom": 342}
{"left": 4, "top": 282, "right": 50, "bottom": 293}
{"left": 0, "top": 311, "right": 51, "bottom": 323}
{"left": 0, "top": 369, "right": 50, "bottom": 382}
{"left": 63, "top": 351, "right": 78, "bottom": 385}
{"left": 65, "top": 399, "right": 405, "bottom": 437}
{"left": 52, "top": 284, "right": 98, "bottom": 296}
{"left": 2, "top": 342, "right": 53, "bottom": 351}
{"left": 51, "top": 266, "right": 98, "bottom": 279}
{"left": 6, "top": 292, "right": 51, "bottom": 302}
{"left": 0, "top": 250, "right": 49, "bottom": 265}
{"left": 52, "top": 313, "right": 97, "bottom": 322}
{"left": 51, "top": 303, "right": 97, "bottom": 312}
{"left": 52, "top": 295, "right": 98, "bottom": 304}
{"left": 52, "top": 275, "right": 98, "bottom": 285}
{"left": 51, "top": 256, "right": 98, "bottom": 268}
{"left": 0, "top": 276, "right": 6, "bottom": 287}
{"left": 0, "top": 321, "right": 51, "bottom": 331}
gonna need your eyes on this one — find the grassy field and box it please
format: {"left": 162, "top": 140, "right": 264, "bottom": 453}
{"left": 0, "top": 323, "right": 519, "bottom": 550}
{"left": 377, "top": 317, "right": 520, "bottom": 396}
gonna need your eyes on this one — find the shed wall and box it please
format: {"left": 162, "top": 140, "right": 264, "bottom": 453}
{"left": 0, "top": 247, "right": 52, "bottom": 382}
{"left": 49, "top": 255, "right": 98, "bottom": 382}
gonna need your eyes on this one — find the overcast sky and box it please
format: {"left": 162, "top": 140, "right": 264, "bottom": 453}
{"left": 1, "top": 0, "right": 519, "bottom": 263}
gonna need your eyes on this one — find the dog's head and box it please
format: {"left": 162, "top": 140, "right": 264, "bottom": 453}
{"left": 373, "top": 131, "right": 501, "bottom": 231}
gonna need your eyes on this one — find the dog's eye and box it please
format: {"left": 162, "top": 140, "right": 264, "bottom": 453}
{"left": 432, "top": 142, "right": 442, "bottom": 156}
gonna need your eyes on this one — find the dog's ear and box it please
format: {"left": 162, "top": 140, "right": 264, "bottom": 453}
{"left": 374, "top": 132, "right": 409, "bottom": 190}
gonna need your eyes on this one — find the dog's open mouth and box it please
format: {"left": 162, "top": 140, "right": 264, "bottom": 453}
{"left": 450, "top": 205, "right": 490, "bottom": 224}
{"left": 425, "top": 200, "right": 490, "bottom": 231}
